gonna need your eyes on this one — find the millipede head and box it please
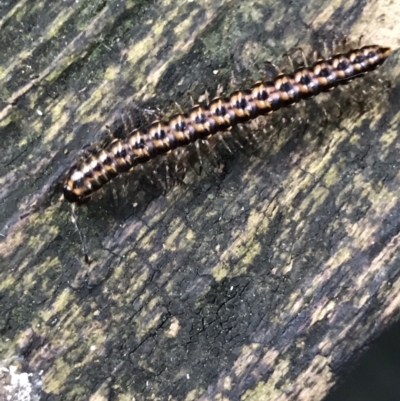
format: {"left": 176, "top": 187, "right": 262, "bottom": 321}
{"left": 63, "top": 168, "right": 94, "bottom": 204}
{"left": 63, "top": 182, "right": 91, "bottom": 204}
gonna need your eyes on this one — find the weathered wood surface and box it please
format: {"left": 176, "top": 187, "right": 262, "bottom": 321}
{"left": 0, "top": 0, "right": 400, "bottom": 400}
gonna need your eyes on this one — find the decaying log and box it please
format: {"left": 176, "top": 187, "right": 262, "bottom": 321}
{"left": 0, "top": 0, "right": 400, "bottom": 400}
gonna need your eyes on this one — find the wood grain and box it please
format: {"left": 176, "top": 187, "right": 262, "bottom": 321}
{"left": 0, "top": 0, "right": 399, "bottom": 400}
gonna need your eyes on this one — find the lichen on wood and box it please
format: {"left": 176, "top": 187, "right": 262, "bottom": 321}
{"left": 0, "top": 0, "right": 399, "bottom": 400}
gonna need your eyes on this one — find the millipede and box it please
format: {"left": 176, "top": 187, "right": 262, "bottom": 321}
{"left": 63, "top": 44, "right": 391, "bottom": 205}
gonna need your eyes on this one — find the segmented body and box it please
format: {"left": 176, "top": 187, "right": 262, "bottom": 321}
{"left": 63, "top": 44, "right": 391, "bottom": 203}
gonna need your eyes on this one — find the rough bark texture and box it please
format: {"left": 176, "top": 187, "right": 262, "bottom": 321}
{"left": 0, "top": 0, "right": 399, "bottom": 400}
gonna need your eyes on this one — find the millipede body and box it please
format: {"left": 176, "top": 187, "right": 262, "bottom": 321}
{"left": 63, "top": 44, "right": 391, "bottom": 204}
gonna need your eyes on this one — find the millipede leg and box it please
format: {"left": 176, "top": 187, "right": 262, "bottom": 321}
{"left": 215, "top": 83, "right": 224, "bottom": 98}
{"left": 217, "top": 132, "right": 233, "bottom": 154}
{"left": 189, "top": 93, "right": 196, "bottom": 108}
{"left": 229, "top": 71, "right": 238, "bottom": 93}
{"left": 283, "top": 46, "right": 308, "bottom": 68}
{"left": 263, "top": 60, "right": 282, "bottom": 78}
{"left": 165, "top": 161, "right": 171, "bottom": 192}
{"left": 174, "top": 101, "right": 186, "bottom": 115}
{"left": 322, "top": 39, "right": 330, "bottom": 60}
{"left": 299, "top": 47, "right": 308, "bottom": 67}
{"left": 341, "top": 37, "right": 349, "bottom": 52}
{"left": 121, "top": 111, "right": 132, "bottom": 138}
{"left": 358, "top": 34, "right": 364, "bottom": 48}
{"left": 198, "top": 89, "right": 210, "bottom": 104}
{"left": 282, "top": 52, "right": 295, "bottom": 71}
{"left": 195, "top": 141, "right": 203, "bottom": 167}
